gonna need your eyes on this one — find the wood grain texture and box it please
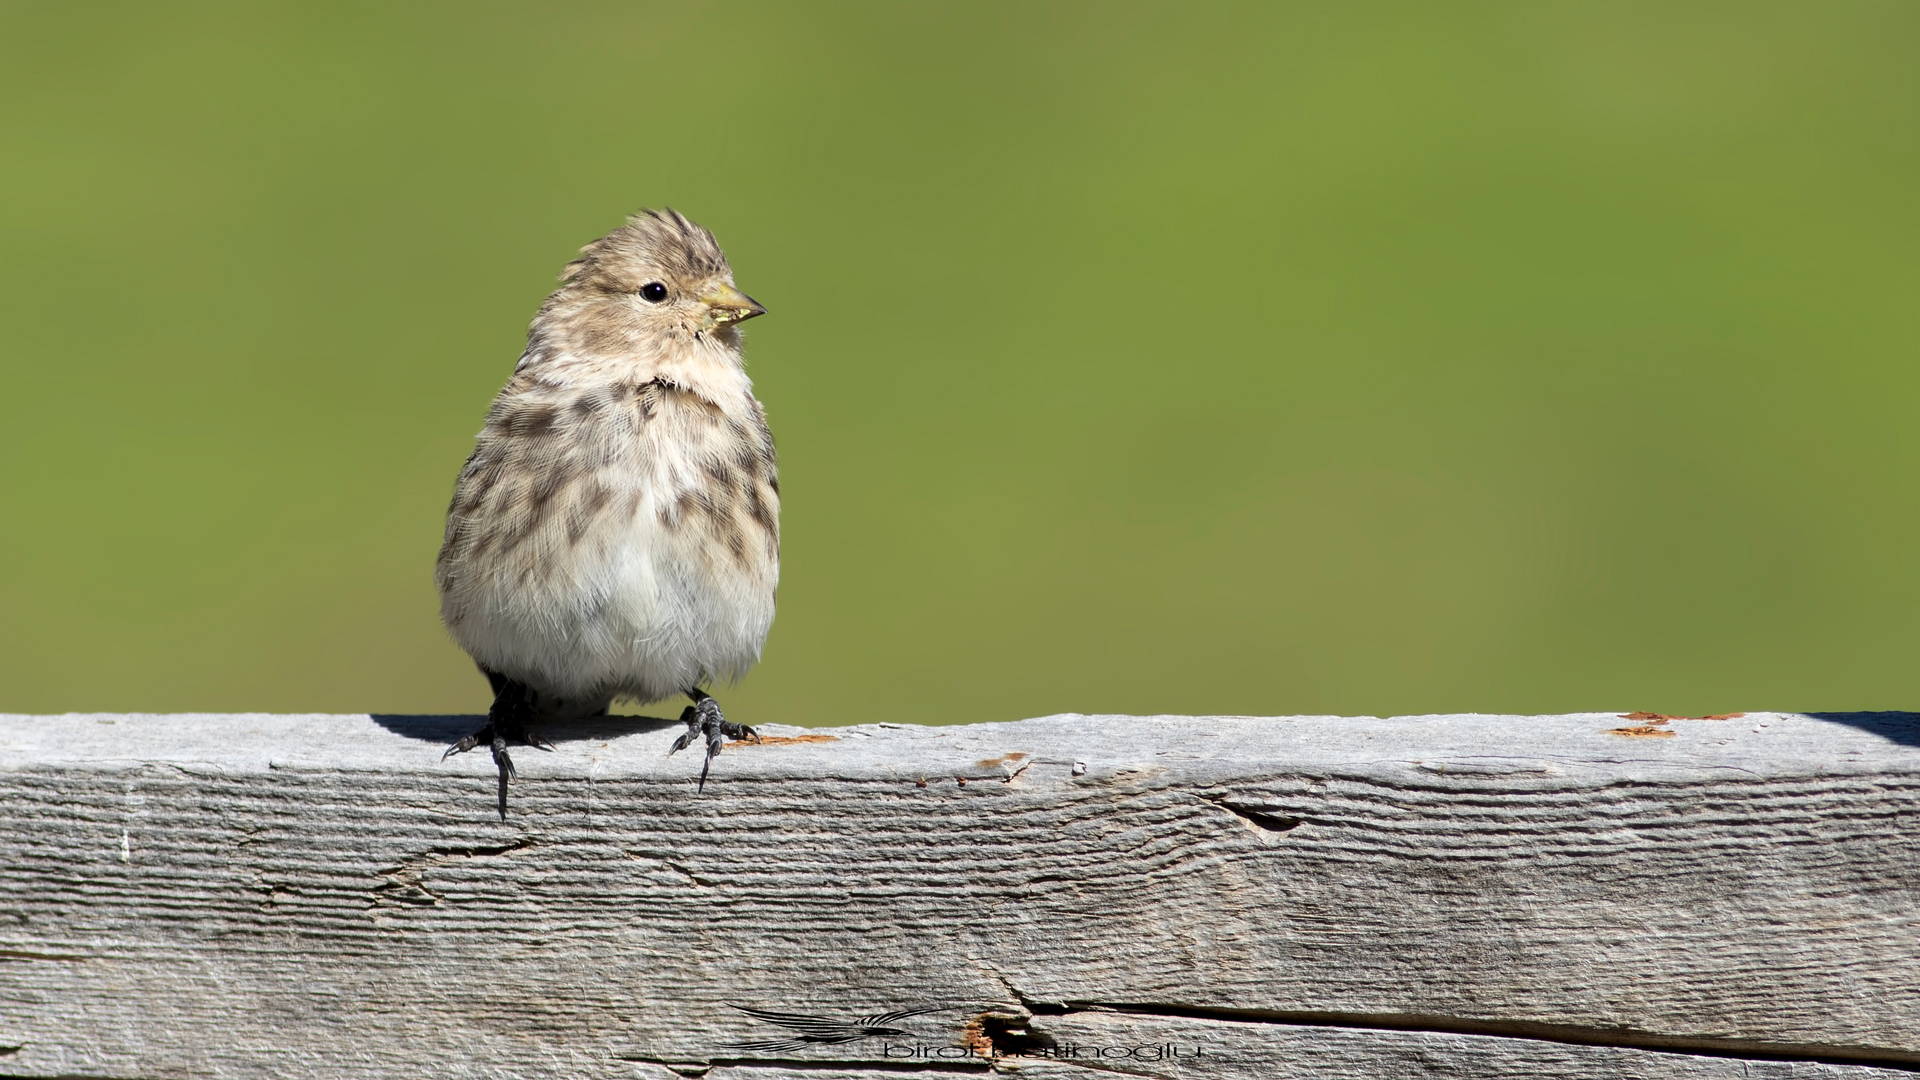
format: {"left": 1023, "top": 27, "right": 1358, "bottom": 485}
{"left": 1, "top": 710, "right": 1917, "bottom": 1079}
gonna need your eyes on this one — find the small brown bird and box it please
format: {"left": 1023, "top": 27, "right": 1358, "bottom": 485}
{"left": 435, "top": 210, "right": 777, "bottom": 815}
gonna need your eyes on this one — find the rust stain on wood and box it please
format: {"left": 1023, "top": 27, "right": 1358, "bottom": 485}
{"left": 962, "top": 1015, "right": 993, "bottom": 1057}
{"left": 739, "top": 734, "right": 841, "bottom": 748}
{"left": 1619, "top": 712, "right": 1745, "bottom": 722}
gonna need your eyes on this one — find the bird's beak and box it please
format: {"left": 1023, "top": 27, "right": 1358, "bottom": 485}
{"left": 700, "top": 282, "right": 767, "bottom": 325}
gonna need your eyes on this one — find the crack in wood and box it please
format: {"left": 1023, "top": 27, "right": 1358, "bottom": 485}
{"left": 953, "top": 1005, "right": 1172, "bottom": 1080}
{"left": 421, "top": 839, "right": 536, "bottom": 859}
{"left": 369, "top": 838, "right": 536, "bottom": 908}
{"left": 970, "top": 1011, "right": 1055, "bottom": 1057}
{"left": 0, "top": 1073, "right": 151, "bottom": 1080}
{"left": 1033, "top": 1000, "right": 1920, "bottom": 1072}
{"left": 0, "top": 950, "right": 90, "bottom": 963}
{"left": 1195, "top": 794, "right": 1303, "bottom": 833}
{"left": 611, "top": 1053, "right": 990, "bottom": 1074}
{"left": 656, "top": 857, "right": 718, "bottom": 888}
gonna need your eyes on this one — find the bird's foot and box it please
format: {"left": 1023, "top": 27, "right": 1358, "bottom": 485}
{"left": 443, "top": 699, "right": 553, "bottom": 819}
{"left": 668, "top": 690, "right": 758, "bottom": 792}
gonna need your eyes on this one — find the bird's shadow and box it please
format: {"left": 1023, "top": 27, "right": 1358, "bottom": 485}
{"left": 367, "top": 710, "right": 1920, "bottom": 751}
{"left": 371, "top": 713, "right": 682, "bottom": 746}
{"left": 1798, "top": 711, "right": 1920, "bottom": 747}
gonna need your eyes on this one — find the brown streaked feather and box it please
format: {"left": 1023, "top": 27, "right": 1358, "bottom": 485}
{"left": 439, "top": 376, "right": 778, "bottom": 601}
{"left": 436, "top": 208, "right": 779, "bottom": 710}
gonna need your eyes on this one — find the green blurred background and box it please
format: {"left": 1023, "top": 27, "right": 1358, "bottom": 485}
{"left": 2, "top": 2, "right": 1917, "bottom": 724}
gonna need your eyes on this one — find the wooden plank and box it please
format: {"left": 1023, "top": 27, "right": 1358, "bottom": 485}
{"left": 1, "top": 710, "right": 1916, "bottom": 1078}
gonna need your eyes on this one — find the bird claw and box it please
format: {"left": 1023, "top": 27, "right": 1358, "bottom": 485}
{"left": 441, "top": 731, "right": 483, "bottom": 761}
{"left": 669, "top": 693, "right": 755, "bottom": 791}
{"left": 490, "top": 734, "right": 518, "bottom": 782}
{"left": 443, "top": 712, "right": 546, "bottom": 819}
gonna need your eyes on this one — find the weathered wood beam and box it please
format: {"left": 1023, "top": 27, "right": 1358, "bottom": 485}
{"left": 2, "top": 710, "right": 1916, "bottom": 1078}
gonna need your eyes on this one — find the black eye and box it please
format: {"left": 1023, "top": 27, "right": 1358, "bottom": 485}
{"left": 639, "top": 282, "right": 668, "bottom": 303}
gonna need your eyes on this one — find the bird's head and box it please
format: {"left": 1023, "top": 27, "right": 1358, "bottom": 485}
{"left": 556, "top": 208, "right": 765, "bottom": 352}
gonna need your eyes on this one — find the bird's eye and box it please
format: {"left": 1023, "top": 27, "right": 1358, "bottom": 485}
{"left": 639, "top": 282, "right": 668, "bottom": 303}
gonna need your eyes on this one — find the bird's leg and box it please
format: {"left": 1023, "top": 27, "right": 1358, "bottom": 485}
{"left": 443, "top": 675, "right": 555, "bottom": 818}
{"left": 668, "top": 687, "right": 759, "bottom": 791}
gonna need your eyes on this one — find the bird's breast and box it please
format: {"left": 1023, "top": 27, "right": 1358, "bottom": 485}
{"left": 438, "top": 377, "right": 779, "bottom": 700}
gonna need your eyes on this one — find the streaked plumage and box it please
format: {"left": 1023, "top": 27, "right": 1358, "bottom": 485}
{"left": 436, "top": 210, "right": 776, "bottom": 814}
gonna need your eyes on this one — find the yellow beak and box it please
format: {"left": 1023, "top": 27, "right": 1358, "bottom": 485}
{"left": 700, "top": 282, "right": 767, "bottom": 324}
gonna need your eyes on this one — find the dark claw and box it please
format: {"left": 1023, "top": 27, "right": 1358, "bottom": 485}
{"left": 442, "top": 727, "right": 488, "bottom": 761}
{"left": 492, "top": 742, "right": 513, "bottom": 819}
{"left": 444, "top": 680, "right": 547, "bottom": 818}
{"left": 669, "top": 724, "right": 697, "bottom": 755}
{"left": 668, "top": 690, "right": 756, "bottom": 792}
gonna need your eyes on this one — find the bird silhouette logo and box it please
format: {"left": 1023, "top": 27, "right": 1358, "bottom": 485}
{"left": 722, "top": 1004, "right": 945, "bottom": 1053}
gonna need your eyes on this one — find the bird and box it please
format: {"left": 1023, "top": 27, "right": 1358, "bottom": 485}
{"left": 434, "top": 209, "right": 778, "bottom": 816}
